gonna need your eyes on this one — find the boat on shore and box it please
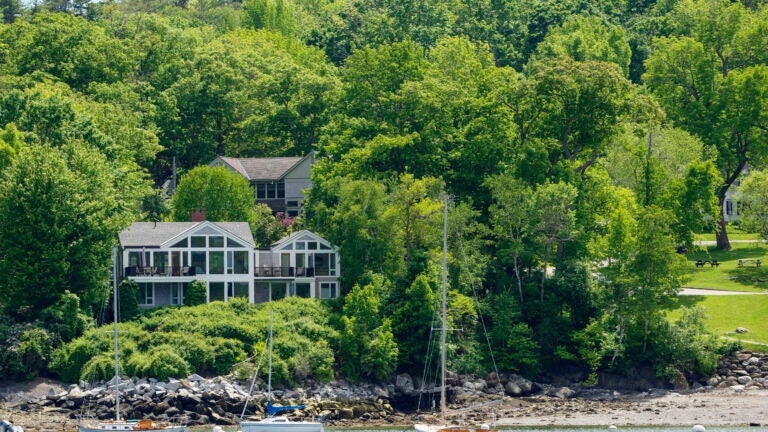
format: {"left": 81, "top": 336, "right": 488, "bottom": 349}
{"left": 239, "top": 310, "right": 324, "bottom": 432}
{"left": 413, "top": 197, "right": 500, "bottom": 432}
{"left": 77, "top": 248, "right": 189, "bottom": 432}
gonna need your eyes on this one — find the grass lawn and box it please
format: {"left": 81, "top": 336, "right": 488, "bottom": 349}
{"left": 683, "top": 243, "right": 768, "bottom": 292}
{"left": 665, "top": 294, "right": 768, "bottom": 348}
{"left": 693, "top": 227, "right": 763, "bottom": 242}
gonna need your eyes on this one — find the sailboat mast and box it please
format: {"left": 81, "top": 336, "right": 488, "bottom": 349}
{"left": 112, "top": 246, "right": 120, "bottom": 422}
{"left": 440, "top": 196, "right": 448, "bottom": 426}
{"left": 267, "top": 309, "right": 274, "bottom": 405}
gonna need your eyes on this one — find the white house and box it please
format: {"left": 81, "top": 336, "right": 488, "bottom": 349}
{"left": 209, "top": 153, "right": 314, "bottom": 216}
{"left": 254, "top": 230, "right": 340, "bottom": 303}
{"left": 118, "top": 221, "right": 340, "bottom": 307}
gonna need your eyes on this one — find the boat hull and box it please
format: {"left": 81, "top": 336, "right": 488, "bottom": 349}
{"left": 78, "top": 420, "right": 189, "bottom": 432}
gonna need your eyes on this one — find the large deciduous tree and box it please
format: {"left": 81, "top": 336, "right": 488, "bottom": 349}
{"left": 171, "top": 165, "right": 256, "bottom": 223}
{"left": 0, "top": 143, "right": 129, "bottom": 319}
{"left": 644, "top": 0, "right": 768, "bottom": 250}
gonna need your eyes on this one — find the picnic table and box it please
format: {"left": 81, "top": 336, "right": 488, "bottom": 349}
{"left": 695, "top": 260, "right": 719, "bottom": 267}
{"left": 738, "top": 259, "right": 762, "bottom": 267}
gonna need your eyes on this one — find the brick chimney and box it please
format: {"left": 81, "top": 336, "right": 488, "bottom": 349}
{"left": 190, "top": 208, "right": 206, "bottom": 222}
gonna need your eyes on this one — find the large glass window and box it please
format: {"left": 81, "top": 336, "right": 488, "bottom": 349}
{"left": 296, "top": 283, "right": 311, "bottom": 298}
{"left": 210, "top": 251, "right": 224, "bottom": 274}
{"left": 170, "top": 283, "right": 184, "bottom": 305}
{"left": 232, "top": 251, "right": 249, "bottom": 274}
{"left": 320, "top": 282, "right": 336, "bottom": 299}
{"left": 191, "top": 251, "right": 206, "bottom": 274}
{"left": 154, "top": 252, "right": 169, "bottom": 275}
{"left": 229, "top": 282, "right": 249, "bottom": 299}
{"left": 209, "top": 282, "right": 225, "bottom": 302}
{"left": 138, "top": 284, "right": 154, "bottom": 305}
{"left": 209, "top": 236, "right": 224, "bottom": 248}
{"left": 191, "top": 236, "right": 206, "bottom": 247}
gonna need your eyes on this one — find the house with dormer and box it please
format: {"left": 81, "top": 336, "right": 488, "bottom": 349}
{"left": 117, "top": 219, "right": 340, "bottom": 307}
{"left": 209, "top": 153, "right": 314, "bottom": 216}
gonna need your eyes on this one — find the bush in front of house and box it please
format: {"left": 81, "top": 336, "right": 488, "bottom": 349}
{"left": 184, "top": 280, "right": 207, "bottom": 306}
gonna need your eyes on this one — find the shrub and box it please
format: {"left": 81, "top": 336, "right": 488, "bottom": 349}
{"left": 0, "top": 315, "right": 56, "bottom": 380}
{"left": 118, "top": 280, "right": 141, "bottom": 322}
{"left": 125, "top": 345, "right": 191, "bottom": 381}
{"left": 80, "top": 353, "right": 117, "bottom": 382}
{"left": 184, "top": 280, "right": 206, "bottom": 306}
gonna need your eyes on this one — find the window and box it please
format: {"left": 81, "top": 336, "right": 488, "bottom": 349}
{"left": 192, "top": 251, "right": 206, "bottom": 274}
{"left": 209, "top": 282, "right": 225, "bottom": 302}
{"left": 209, "top": 236, "right": 224, "bottom": 247}
{"left": 308, "top": 241, "right": 317, "bottom": 250}
{"left": 232, "top": 251, "right": 249, "bottom": 274}
{"left": 320, "top": 282, "right": 336, "bottom": 299}
{"left": 296, "top": 283, "right": 311, "bottom": 298}
{"left": 287, "top": 201, "right": 299, "bottom": 207}
{"left": 191, "top": 236, "right": 206, "bottom": 247}
{"left": 154, "top": 252, "right": 168, "bottom": 274}
{"left": 138, "top": 284, "right": 154, "bottom": 305}
{"left": 271, "top": 283, "right": 287, "bottom": 300}
{"left": 229, "top": 282, "right": 249, "bottom": 299}
{"left": 171, "top": 238, "right": 188, "bottom": 247}
{"left": 210, "top": 251, "right": 224, "bottom": 274}
{"left": 296, "top": 242, "right": 305, "bottom": 250}
{"left": 726, "top": 200, "right": 733, "bottom": 216}
{"left": 170, "top": 283, "right": 184, "bottom": 305}
{"left": 256, "top": 181, "right": 286, "bottom": 199}
{"left": 227, "top": 238, "right": 244, "bottom": 247}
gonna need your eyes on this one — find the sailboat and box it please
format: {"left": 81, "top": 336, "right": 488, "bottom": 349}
{"left": 413, "top": 197, "right": 500, "bottom": 432}
{"left": 239, "top": 310, "right": 324, "bottom": 432}
{"left": 78, "top": 247, "right": 189, "bottom": 432}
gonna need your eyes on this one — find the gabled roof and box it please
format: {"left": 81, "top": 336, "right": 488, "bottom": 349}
{"left": 119, "top": 221, "right": 255, "bottom": 248}
{"left": 270, "top": 229, "right": 335, "bottom": 250}
{"left": 213, "top": 153, "right": 313, "bottom": 181}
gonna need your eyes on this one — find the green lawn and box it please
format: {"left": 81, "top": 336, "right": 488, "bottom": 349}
{"left": 693, "top": 227, "right": 764, "bottom": 242}
{"left": 683, "top": 243, "right": 768, "bottom": 292}
{"left": 664, "top": 239, "right": 768, "bottom": 347}
{"left": 665, "top": 295, "right": 768, "bottom": 347}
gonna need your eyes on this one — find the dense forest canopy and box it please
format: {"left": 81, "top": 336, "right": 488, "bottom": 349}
{"left": 0, "top": 0, "right": 766, "bottom": 385}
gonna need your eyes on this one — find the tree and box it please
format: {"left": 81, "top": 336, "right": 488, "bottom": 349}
{"left": 337, "top": 276, "right": 398, "bottom": 381}
{"left": 531, "top": 181, "right": 579, "bottom": 301}
{"left": 643, "top": 0, "right": 768, "bottom": 250}
{"left": 532, "top": 15, "right": 632, "bottom": 77}
{"left": 486, "top": 173, "right": 534, "bottom": 304}
{"left": 736, "top": 170, "right": 768, "bottom": 239}
{"left": 171, "top": 165, "right": 256, "bottom": 223}
{"left": 0, "top": 143, "right": 130, "bottom": 319}
{"left": 0, "top": 122, "right": 24, "bottom": 170}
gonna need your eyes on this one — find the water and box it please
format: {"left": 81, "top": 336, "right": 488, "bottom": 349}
{"left": 51, "top": 426, "right": 768, "bottom": 432}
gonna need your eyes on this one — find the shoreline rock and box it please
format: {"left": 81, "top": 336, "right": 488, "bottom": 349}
{"left": 2, "top": 351, "right": 767, "bottom": 431}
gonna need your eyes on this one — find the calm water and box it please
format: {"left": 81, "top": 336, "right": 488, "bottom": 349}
{"left": 192, "top": 428, "right": 767, "bottom": 432}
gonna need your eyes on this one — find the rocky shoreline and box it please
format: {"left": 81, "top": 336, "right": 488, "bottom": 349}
{"left": 2, "top": 351, "right": 767, "bottom": 431}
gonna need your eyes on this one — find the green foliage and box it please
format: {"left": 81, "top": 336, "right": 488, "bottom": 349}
{"left": 125, "top": 344, "right": 191, "bottom": 381}
{"left": 338, "top": 279, "right": 398, "bottom": 381}
{"left": 118, "top": 280, "right": 142, "bottom": 323}
{"left": 184, "top": 280, "right": 207, "bottom": 306}
{"left": 0, "top": 315, "right": 56, "bottom": 380}
{"left": 736, "top": 170, "right": 768, "bottom": 240}
{"left": 171, "top": 165, "right": 256, "bottom": 223}
{"left": 0, "top": 143, "right": 130, "bottom": 319}
{"left": 484, "top": 292, "right": 541, "bottom": 377}
{"left": 40, "top": 291, "right": 92, "bottom": 342}
{"left": 80, "top": 353, "right": 117, "bottom": 382}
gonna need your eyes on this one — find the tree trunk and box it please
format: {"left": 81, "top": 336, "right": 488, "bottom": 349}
{"left": 715, "top": 194, "right": 731, "bottom": 251}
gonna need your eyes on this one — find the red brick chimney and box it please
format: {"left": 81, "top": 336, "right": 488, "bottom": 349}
{"left": 190, "top": 208, "right": 206, "bottom": 222}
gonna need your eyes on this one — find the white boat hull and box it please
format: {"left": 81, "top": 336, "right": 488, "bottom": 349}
{"left": 78, "top": 419, "right": 189, "bottom": 432}
{"left": 240, "top": 417, "right": 323, "bottom": 432}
